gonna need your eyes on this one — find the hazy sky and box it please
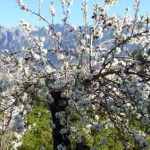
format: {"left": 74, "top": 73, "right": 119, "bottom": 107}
{"left": 0, "top": 0, "right": 150, "bottom": 27}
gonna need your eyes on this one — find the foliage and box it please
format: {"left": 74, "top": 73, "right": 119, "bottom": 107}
{"left": 14, "top": 95, "right": 150, "bottom": 150}
{"left": 17, "top": 98, "right": 53, "bottom": 150}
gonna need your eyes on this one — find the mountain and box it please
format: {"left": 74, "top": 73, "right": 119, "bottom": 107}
{"left": 0, "top": 24, "right": 142, "bottom": 54}
{"left": 0, "top": 26, "right": 27, "bottom": 51}
{"left": 0, "top": 24, "right": 78, "bottom": 52}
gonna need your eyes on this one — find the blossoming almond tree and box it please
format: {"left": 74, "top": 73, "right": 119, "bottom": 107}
{"left": 0, "top": 0, "right": 150, "bottom": 149}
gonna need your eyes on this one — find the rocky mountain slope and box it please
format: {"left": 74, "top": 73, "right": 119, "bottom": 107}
{"left": 0, "top": 24, "right": 78, "bottom": 52}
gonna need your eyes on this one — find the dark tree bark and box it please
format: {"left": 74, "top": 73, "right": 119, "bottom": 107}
{"left": 75, "top": 137, "right": 90, "bottom": 150}
{"left": 49, "top": 91, "right": 71, "bottom": 150}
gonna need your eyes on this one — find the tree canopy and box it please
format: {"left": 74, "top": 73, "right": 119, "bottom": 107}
{"left": 0, "top": 0, "right": 150, "bottom": 149}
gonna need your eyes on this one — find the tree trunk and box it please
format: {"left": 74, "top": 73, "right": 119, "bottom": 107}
{"left": 49, "top": 91, "right": 71, "bottom": 150}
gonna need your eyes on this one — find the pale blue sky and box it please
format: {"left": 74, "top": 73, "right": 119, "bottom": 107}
{"left": 0, "top": 0, "right": 150, "bottom": 27}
